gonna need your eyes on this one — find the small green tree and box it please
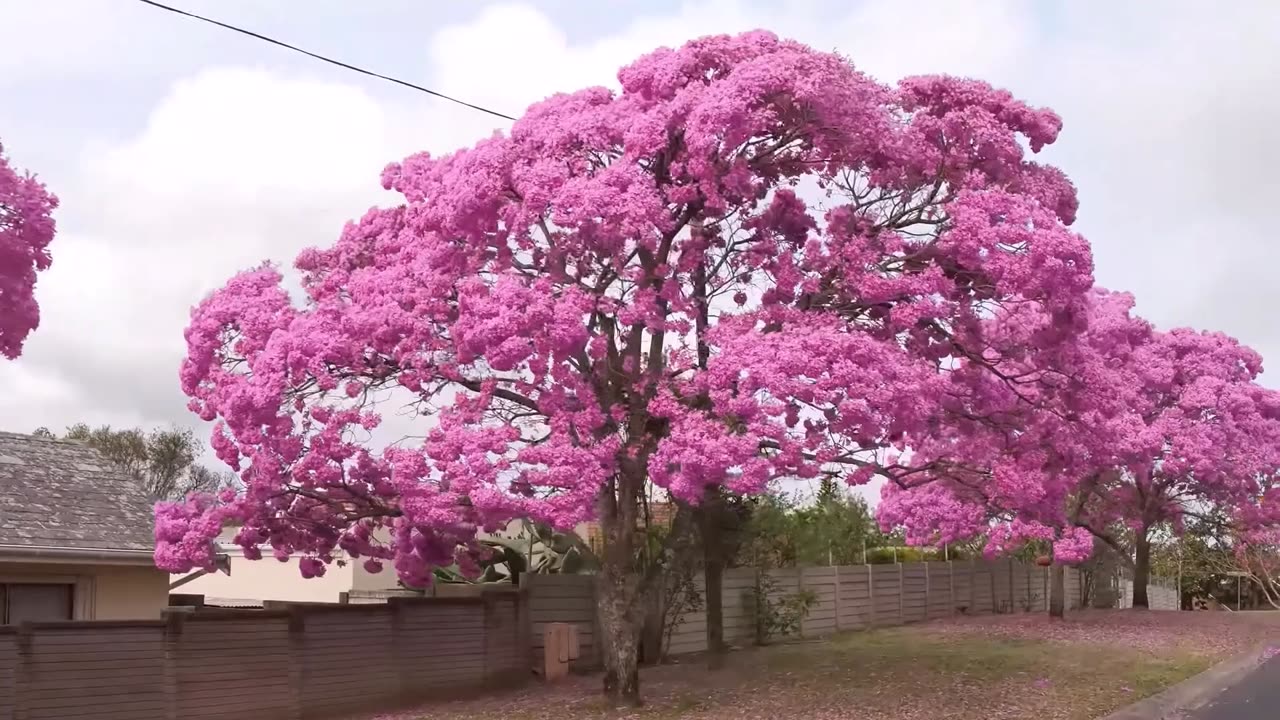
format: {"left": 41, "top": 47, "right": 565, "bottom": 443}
{"left": 34, "top": 423, "right": 234, "bottom": 501}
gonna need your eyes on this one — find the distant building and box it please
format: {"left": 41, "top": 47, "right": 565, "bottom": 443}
{"left": 0, "top": 431, "right": 170, "bottom": 622}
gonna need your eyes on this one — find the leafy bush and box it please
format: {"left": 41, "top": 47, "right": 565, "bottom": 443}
{"left": 745, "top": 572, "right": 817, "bottom": 645}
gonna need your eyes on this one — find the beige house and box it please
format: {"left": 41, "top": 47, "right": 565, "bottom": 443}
{"left": 170, "top": 531, "right": 406, "bottom": 605}
{"left": 0, "top": 431, "right": 170, "bottom": 622}
{"left": 172, "top": 519, "right": 599, "bottom": 605}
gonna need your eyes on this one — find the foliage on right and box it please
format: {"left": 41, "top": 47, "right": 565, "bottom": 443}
{"left": 878, "top": 288, "right": 1280, "bottom": 613}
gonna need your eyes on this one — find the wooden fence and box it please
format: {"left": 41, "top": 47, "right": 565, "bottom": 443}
{"left": 0, "top": 562, "right": 1179, "bottom": 717}
{"left": 526, "top": 560, "right": 1180, "bottom": 666}
{"left": 0, "top": 591, "right": 527, "bottom": 720}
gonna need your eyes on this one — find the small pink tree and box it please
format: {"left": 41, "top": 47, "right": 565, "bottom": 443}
{"left": 880, "top": 290, "right": 1280, "bottom": 611}
{"left": 0, "top": 142, "right": 57, "bottom": 358}
{"left": 156, "top": 32, "right": 1094, "bottom": 703}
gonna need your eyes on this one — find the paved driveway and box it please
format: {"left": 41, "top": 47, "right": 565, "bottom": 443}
{"left": 1189, "top": 654, "right": 1280, "bottom": 720}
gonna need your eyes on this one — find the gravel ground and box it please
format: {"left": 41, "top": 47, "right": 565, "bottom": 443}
{"left": 362, "top": 610, "right": 1280, "bottom": 720}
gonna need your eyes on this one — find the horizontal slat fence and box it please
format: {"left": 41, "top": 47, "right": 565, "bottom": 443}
{"left": 0, "top": 591, "right": 527, "bottom": 720}
{"left": 0, "top": 562, "right": 1180, "bottom": 716}
{"left": 522, "top": 560, "right": 1179, "bottom": 664}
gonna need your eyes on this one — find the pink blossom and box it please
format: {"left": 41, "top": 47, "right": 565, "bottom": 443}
{"left": 878, "top": 287, "right": 1280, "bottom": 575}
{"left": 0, "top": 141, "right": 57, "bottom": 359}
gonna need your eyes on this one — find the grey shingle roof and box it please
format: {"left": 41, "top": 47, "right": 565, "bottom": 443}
{"left": 0, "top": 431, "right": 155, "bottom": 552}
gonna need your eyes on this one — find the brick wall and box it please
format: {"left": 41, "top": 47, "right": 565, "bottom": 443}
{"left": 0, "top": 589, "right": 527, "bottom": 720}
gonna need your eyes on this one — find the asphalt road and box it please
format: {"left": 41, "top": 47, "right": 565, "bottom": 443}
{"left": 1189, "top": 655, "right": 1280, "bottom": 720}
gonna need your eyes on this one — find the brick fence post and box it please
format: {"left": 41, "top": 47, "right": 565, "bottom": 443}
{"left": 388, "top": 598, "right": 408, "bottom": 704}
{"left": 13, "top": 625, "right": 31, "bottom": 720}
{"left": 480, "top": 590, "right": 505, "bottom": 687}
{"left": 161, "top": 610, "right": 187, "bottom": 720}
{"left": 287, "top": 607, "right": 305, "bottom": 720}
{"left": 517, "top": 575, "right": 533, "bottom": 671}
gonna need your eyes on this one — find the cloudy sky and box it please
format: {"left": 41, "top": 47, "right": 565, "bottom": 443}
{"left": 1, "top": 0, "right": 1277, "bottom": 483}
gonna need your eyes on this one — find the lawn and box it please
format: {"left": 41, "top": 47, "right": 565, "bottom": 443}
{"left": 372, "top": 611, "right": 1277, "bottom": 720}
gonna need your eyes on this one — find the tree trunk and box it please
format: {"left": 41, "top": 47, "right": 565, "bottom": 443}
{"left": 1049, "top": 563, "right": 1065, "bottom": 619}
{"left": 1132, "top": 533, "right": 1151, "bottom": 609}
{"left": 597, "top": 570, "right": 643, "bottom": 707}
{"left": 699, "top": 490, "right": 727, "bottom": 669}
{"left": 690, "top": 249, "right": 727, "bottom": 669}
{"left": 704, "top": 550, "right": 725, "bottom": 667}
{"left": 1089, "top": 537, "right": 1119, "bottom": 608}
{"left": 639, "top": 580, "right": 663, "bottom": 665}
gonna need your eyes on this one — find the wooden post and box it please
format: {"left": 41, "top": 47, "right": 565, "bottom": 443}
{"left": 923, "top": 562, "right": 930, "bottom": 619}
{"left": 898, "top": 561, "right": 905, "bottom": 625}
{"left": 970, "top": 559, "right": 978, "bottom": 612}
{"left": 866, "top": 564, "right": 875, "bottom": 628}
{"left": 795, "top": 569, "right": 806, "bottom": 638}
{"left": 1007, "top": 559, "right": 1015, "bottom": 613}
{"left": 833, "top": 566, "right": 843, "bottom": 632}
{"left": 948, "top": 560, "right": 955, "bottom": 615}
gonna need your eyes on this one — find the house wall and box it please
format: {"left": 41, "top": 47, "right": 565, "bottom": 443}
{"left": 93, "top": 565, "right": 171, "bottom": 620}
{"left": 173, "top": 553, "right": 357, "bottom": 604}
{"left": 350, "top": 559, "right": 402, "bottom": 592}
{"left": 0, "top": 561, "right": 169, "bottom": 620}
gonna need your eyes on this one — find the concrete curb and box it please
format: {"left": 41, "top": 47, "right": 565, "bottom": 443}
{"left": 1098, "top": 646, "right": 1268, "bottom": 720}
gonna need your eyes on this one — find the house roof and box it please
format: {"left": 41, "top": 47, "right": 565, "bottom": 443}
{"left": 0, "top": 431, "right": 156, "bottom": 555}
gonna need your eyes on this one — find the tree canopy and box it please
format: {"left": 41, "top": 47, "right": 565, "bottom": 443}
{"left": 151, "top": 30, "right": 1278, "bottom": 702}
{"left": 36, "top": 424, "right": 233, "bottom": 501}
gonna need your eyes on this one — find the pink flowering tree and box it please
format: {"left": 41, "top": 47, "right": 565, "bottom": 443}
{"left": 880, "top": 290, "right": 1280, "bottom": 611}
{"left": 0, "top": 142, "right": 57, "bottom": 359}
{"left": 879, "top": 290, "right": 1151, "bottom": 616}
{"left": 1073, "top": 329, "right": 1280, "bottom": 607}
{"left": 155, "top": 31, "right": 1094, "bottom": 703}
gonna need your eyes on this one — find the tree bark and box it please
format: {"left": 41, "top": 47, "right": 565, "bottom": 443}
{"left": 1089, "top": 537, "right": 1119, "bottom": 608}
{"left": 1132, "top": 532, "right": 1151, "bottom": 609}
{"left": 1049, "top": 563, "right": 1065, "bottom": 619}
{"left": 690, "top": 240, "right": 727, "bottom": 669}
{"left": 598, "top": 571, "right": 643, "bottom": 707}
{"left": 593, "top": 456, "right": 649, "bottom": 706}
{"left": 700, "top": 490, "right": 727, "bottom": 669}
{"left": 639, "top": 580, "right": 663, "bottom": 665}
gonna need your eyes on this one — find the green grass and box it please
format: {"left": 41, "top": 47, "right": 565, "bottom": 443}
{"left": 762, "top": 627, "right": 1214, "bottom": 718}
{"left": 400, "top": 622, "right": 1224, "bottom": 719}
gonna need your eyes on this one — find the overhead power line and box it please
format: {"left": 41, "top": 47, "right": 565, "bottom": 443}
{"left": 133, "top": 0, "right": 516, "bottom": 121}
